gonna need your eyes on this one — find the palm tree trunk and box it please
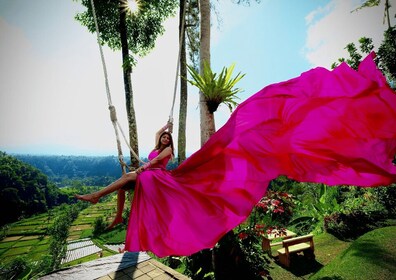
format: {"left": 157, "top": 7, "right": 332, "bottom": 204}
{"left": 119, "top": 1, "right": 139, "bottom": 168}
{"left": 199, "top": 0, "right": 215, "bottom": 145}
{"left": 178, "top": 0, "right": 188, "bottom": 164}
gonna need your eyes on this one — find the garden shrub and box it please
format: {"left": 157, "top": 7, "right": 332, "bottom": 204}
{"left": 93, "top": 217, "right": 107, "bottom": 236}
{"left": 324, "top": 195, "right": 388, "bottom": 240}
{"left": 375, "top": 185, "right": 396, "bottom": 216}
{"left": 0, "top": 255, "right": 29, "bottom": 280}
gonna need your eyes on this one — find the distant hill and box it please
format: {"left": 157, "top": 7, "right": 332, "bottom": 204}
{"left": 14, "top": 154, "right": 124, "bottom": 187}
{"left": 14, "top": 154, "right": 179, "bottom": 187}
{"left": 0, "top": 152, "right": 69, "bottom": 226}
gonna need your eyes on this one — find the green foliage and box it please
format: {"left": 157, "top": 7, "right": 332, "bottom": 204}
{"left": 0, "top": 152, "right": 68, "bottom": 226}
{"left": 74, "top": 0, "right": 178, "bottom": 67}
{"left": 16, "top": 154, "right": 122, "bottom": 187}
{"left": 378, "top": 27, "right": 396, "bottom": 83}
{"left": 331, "top": 13, "right": 395, "bottom": 87}
{"left": 331, "top": 37, "right": 374, "bottom": 70}
{"left": 352, "top": 0, "right": 381, "bottom": 12}
{"left": 324, "top": 189, "right": 389, "bottom": 240}
{"left": 0, "top": 252, "right": 53, "bottom": 279}
{"left": 214, "top": 231, "right": 267, "bottom": 280}
{"left": 47, "top": 203, "right": 85, "bottom": 270}
{"left": 186, "top": 61, "right": 245, "bottom": 113}
{"left": 375, "top": 184, "right": 396, "bottom": 215}
{"left": 92, "top": 216, "right": 107, "bottom": 236}
{"left": 30, "top": 255, "right": 52, "bottom": 279}
{"left": 290, "top": 184, "right": 341, "bottom": 234}
{"left": 0, "top": 255, "right": 29, "bottom": 280}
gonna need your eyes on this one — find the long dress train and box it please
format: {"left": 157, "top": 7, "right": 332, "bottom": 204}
{"left": 125, "top": 53, "right": 396, "bottom": 257}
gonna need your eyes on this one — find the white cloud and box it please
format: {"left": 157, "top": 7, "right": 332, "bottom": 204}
{"left": 304, "top": 0, "right": 395, "bottom": 68}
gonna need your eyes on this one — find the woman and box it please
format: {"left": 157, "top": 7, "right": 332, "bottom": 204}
{"left": 75, "top": 121, "right": 174, "bottom": 208}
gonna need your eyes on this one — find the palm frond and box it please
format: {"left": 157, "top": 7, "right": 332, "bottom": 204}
{"left": 186, "top": 62, "right": 246, "bottom": 113}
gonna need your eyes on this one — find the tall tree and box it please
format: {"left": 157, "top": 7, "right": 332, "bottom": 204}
{"left": 177, "top": 0, "right": 188, "bottom": 164}
{"left": 74, "top": 0, "right": 178, "bottom": 168}
{"left": 199, "top": 0, "right": 214, "bottom": 145}
{"left": 176, "top": 0, "right": 200, "bottom": 164}
{"left": 333, "top": 1, "right": 395, "bottom": 86}
{"left": 198, "top": 0, "right": 261, "bottom": 145}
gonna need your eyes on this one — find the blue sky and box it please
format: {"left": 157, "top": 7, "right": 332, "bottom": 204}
{"left": 0, "top": 0, "right": 393, "bottom": 157}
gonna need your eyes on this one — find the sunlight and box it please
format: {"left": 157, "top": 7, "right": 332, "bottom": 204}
{"left": 120, "top": 0, "right": 140, "bottom": 15}
{"left": 128, "top": 0, "right": 139, "bottom": 13}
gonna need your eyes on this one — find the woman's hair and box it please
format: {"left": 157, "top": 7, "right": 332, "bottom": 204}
{"left": 155, "top": 131, "right": 174, "bottom": 155}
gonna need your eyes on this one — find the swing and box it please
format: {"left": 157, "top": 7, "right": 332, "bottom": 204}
{"left": 88, "top": 0, "right": 187, "bottom": 172}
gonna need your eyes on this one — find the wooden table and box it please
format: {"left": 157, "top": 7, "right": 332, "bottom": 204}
{"left": 261, "top": 229, "right": 297, "bottom": 256}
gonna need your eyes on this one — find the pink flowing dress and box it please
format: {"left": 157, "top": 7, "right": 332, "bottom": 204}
{"left": 125, "top": 53, "right": 396, "bottom": 257}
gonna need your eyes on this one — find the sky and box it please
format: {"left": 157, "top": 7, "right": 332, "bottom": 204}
{"left": 0, "top": 0, "right": 394, "bottom": 157}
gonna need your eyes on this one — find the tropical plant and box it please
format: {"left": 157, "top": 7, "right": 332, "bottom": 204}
{"left": 331, "top": 37, "right": 374, "bottom": 69}
{"left": 290, "top": 184, "right": 341, "bottom": 234}
{"left": 186, "top": 62, "right": 245, "bottom": 113}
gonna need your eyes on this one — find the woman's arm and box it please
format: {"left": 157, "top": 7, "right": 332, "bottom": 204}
{"left": 155, "top": 122, "right": 172, "bottom": 145}
{"left": 137, "top": 147, "right": 173, "bottom": 173}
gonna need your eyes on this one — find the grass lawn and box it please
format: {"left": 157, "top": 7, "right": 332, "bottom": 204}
{"left": 310, "top": 226, "right": 396, "bottom": 280}
{"left": 97, "top": 225, "right": 127, "bottom": 244}
{"left": 269, "top": 226, "right": 396, "bottom": 280}
{"left": 268, "top": 232, "right": 351, "bottom": 279}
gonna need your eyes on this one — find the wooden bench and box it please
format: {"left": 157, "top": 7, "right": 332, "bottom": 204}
{"left": 277, "top": 234, "right": 315, "bottom": 268}
{"left": 262, "top": 229, "right": 297, "bottom": 256}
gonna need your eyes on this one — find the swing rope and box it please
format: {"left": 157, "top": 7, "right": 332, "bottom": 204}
{"left": 89, "top": 0, "right": 187, "bottom": 169}
{"left": 90, "top": 0, "right": 144, "bottom": 169}
{"left": 169, "top": 0, "right": 188, "bottom": 128}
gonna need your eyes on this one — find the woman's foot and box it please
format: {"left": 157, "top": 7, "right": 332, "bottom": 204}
{"left": 75, "top": 193, "right": 100, "bottom": 204}
{"left": 106, "top": 216, "right": 123, "bottom": 230}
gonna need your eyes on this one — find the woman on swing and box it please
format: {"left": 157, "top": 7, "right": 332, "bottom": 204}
{"left": 75, "top": 121, "right": 174, "bottom": 228}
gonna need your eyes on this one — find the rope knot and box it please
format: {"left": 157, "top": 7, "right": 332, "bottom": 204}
{"left": 109, "top": 105, "right": 117, "bottom": 122}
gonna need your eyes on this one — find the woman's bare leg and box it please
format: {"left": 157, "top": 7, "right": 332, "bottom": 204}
{"left": 75, "top": 172, "right": 137, "bottom": 204}
{"left": 107, "top": 189, "right": 126, "bottom": 229}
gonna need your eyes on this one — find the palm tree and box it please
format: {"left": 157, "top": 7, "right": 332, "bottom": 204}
{"left": 186, "top": 62, "right": 245, "bottom": 114}
{"left": 199, "top": 0, "right": 213, "bottom": 145}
